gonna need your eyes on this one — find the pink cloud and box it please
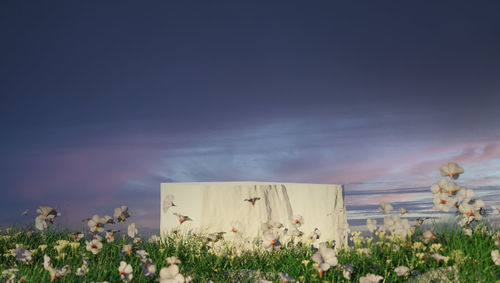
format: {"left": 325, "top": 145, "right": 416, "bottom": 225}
{"left": 352, "top": 192, "right": 428, "bottom": 206}
{"left": 16, "top": 145, "right": 163, "bottom": 204}
{"left": 327, "top": 139, "right": 500, "bottom": 193}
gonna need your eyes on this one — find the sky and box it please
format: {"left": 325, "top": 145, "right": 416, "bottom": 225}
{"left": 1, "top": 1, "right": 499, "bottom": 234}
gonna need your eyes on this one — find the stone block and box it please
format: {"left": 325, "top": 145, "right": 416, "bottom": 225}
{"left": 160, "top": 182, "right": 347, "bottom": 248}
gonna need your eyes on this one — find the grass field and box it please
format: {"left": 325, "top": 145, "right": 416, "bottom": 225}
{"left": 0, "top": 221, "right": 500, "bottom": 282}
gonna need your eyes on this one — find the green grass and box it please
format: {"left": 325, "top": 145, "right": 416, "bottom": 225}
{"left": 1, "top": 222, "right": 499, "bottom": 282}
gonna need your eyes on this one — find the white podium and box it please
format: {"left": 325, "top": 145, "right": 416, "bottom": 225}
{"left": 160, "top": 182, "right": 347, "bottom": 249}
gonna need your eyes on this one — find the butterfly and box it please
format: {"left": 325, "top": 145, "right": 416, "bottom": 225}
{"left": 173, "top": 213, "right": 192, "bottom": 224}
{"left": 244, "top": 197, "right": 261, "bottom": 206}
{"left": 416, "top": 217, "right": 429, "bottom": 226}
{"left": 400, "top": 207, "right": 408, "bottom": 215}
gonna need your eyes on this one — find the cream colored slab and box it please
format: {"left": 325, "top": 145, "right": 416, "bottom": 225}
{"left": 160, "top": 182, "right": 347, "bottom": 248}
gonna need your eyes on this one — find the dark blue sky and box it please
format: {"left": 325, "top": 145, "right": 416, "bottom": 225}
{"left": 1, "top": 1, "right": 499, "bottom": 231}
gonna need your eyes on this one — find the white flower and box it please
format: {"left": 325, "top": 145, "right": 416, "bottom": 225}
{"left": 148, "top": 235, "right": 160, "bottom": 243}
{"left": 394, "top": 266, "right": 410, "bottom": 276}
{"left": 456, "top": 188, "right": 475, "bottom": 203}
{"left": 85, "top": 239, "right": 103, "bottom": 255}
{"left": 262, "top": 230, "right": 281, "bottom": 252}
{"left": 416, "top": 217, "right": 428, "bottom": 226}
{"left": 440, "top": 163, "right": 464, "bottom": 179}
{"left": 37, "top": 206, "right": 60, "bottom": 223}
{"left": 261, "top": 220, "right": 283, "bottom": 232}
{"left": 43, "top": 254, "right": 53, "bottom": 270}
{"left": 423, "top": 230, "right": 435, "bottom": 240}
{"left": 463, "top": 228, "right": 472, "bottom": 236}
{"left": 127, "top": 223, "right": 138, "bottom": 238}
{"left": 491, "top": 250, "right": 500, "bottom": 265}
{"left": 473, "top": 199, "right": 485, "bottom": 210}
{"left": 159, "top": 265, "right": 184, "bottom": 283}
{"left": 140, "top": 258, "right": 156, "bottom": 277}
{"left": 311, "top": 245, "right": 338, "bottom": 276}
{"left": 68, "top": 232, "right": 84, "bottom": 241}
{"left": 431, "top": 253, "right": 449, "bottom": 263}
{"left": 118, "top": 261, "right": 133, "bottom": 282}
{"left": 434, "top": 179, "right": 461, "bottom": 196}
{"left": 430, "top": 183, "right": 441, "bottom": 194}
{"left": 230, "top": 220, "right": 244, "bottom": 234}
{"left": 308, "top": 228, "right": 321, "bottom": 241}
{"left": 393, "top": 218, "right": 411, "bottom": 237}
{"left": 162, "top": 194, "right": 176, "bottom": 213}
{"left": 458, "top": 215, "right": 475, "bottom": 227}
{"left": 88, "top": 214, "right": 106, "bottom": 232}
{"left": 167, "top": 256, "right": 181, "bottom": 265}
{"left": 47, "top": 265, "right": 71, "bottom": 281}
{"left": 122, "top": 244, "right": 133, "bottom": 255}
{"left": 291, "top": 215, "right": 304, "bottom": 227}
{"left": 359, "top": 273, "right": 383, "bottom": 283}
{"left": 14, "top": 248, "right": 32, "bottom": 263}
{"left": 133, "top": 236, "right": 142, "bottom": 244}
{"left": 366, "top": 218, "right": 377, "bottom": 233}
{"left": 76, "top": 265, "right": 88, "bottom": 277}
{"left": 433, "top": 193, "right": 453, "bottom": 212}
{"left": 105, "top": 230, "right": 118, "bottom": 243}
{"left": 35, "top": 214, "right": 48, "bottom": 231}
{"left": 378, "top": 202, "right": 393, "bottom": 214}
{"left": 76, "top": 258, "right": 91, "bottom": 276}
{"left": 103, "top": 215, "right": 115, "bottom": 224}
{"left": 136, "top": 249, "right": 149, "bottom": 259}
{"left": 114, "top": 206, "right": 130, "bottom": 222}
{"left": 206, "top": 232, "right": 225, "bottom": 243}
{"left": 342, "top": 263, "right": 353, "bottom": 280}
{"left": 2, "top": 268, "right": 19, "bottom": 282}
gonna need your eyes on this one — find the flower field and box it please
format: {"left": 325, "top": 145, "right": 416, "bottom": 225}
{"left": 1, "top": 163, "right": 500, "bottom": 282}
